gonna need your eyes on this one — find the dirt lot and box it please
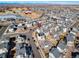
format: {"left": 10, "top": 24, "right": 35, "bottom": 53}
{"left": 19, "top": 10, "right": 43, "bottom": 19}
{"left": 26, "top": 11, "right": 42, "bottom": 19}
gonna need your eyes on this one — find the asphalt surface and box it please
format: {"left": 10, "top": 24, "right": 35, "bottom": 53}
{"left": 0, "top": 26, "right": 8, "bottom": 39}
{"left": 26, "top": 31, "right": 41, "bottom": 58}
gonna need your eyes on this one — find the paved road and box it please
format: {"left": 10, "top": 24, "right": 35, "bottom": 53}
{"left": 26, "top": 31, "right": 41, "bottom": 58}
{"left": 0, "top": 26, "right": 8, "bottom": 39}
{"left": 15, "top": 32, "right": 41, "bottom": 58}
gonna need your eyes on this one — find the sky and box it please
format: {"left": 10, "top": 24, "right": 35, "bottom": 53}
{"left": 0, "top": 0, "right": 79, "bottom": 5}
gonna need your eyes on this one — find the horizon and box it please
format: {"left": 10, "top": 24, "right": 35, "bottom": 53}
{"left": 0, "top": 1, "right": 79, "bottom": 5}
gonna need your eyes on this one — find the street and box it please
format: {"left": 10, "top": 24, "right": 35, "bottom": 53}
{"left": 0, "top": 26, "right": 8, "bottom": 39}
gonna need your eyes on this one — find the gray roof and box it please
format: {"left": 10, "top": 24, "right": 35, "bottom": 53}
{"left": 51, "top": 48, "right": 61, "bottom": 58}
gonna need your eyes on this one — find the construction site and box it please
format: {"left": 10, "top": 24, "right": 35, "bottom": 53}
{"left": 0, "top": 4, "right": 79, "bottom": 58}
